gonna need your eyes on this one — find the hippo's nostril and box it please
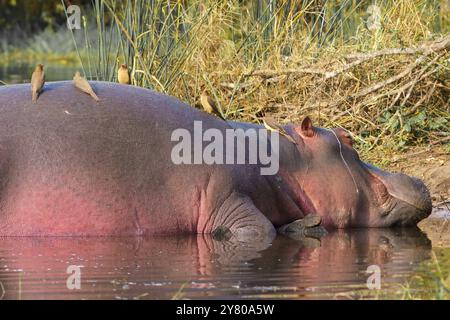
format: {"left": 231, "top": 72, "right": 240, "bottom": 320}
{"left": 410, "top": 177, "right": 432, "bottom": 216}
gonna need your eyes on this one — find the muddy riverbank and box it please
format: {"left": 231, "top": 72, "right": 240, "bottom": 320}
{"left": 388, "top": 146, "right": 450, "bottom": 246}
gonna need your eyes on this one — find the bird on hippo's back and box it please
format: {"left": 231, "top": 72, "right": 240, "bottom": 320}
{"left": 200, "top": 88, "right": 225, "bottom": 120}
{"left": 73, "top": 71, "right": 100, "bottom": 102}
{"left": 262, "top": 116, "right": 298, "bottom": 145}
{"left": 31, "top": 63, "right": 45, "bottom": 102}
{"left": 118, "top": 64, "right": 131, "bottom": 85}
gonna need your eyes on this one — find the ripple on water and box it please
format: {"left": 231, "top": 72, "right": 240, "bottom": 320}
{"left": 0, "top": 227, "right": 448, "bottom": 299}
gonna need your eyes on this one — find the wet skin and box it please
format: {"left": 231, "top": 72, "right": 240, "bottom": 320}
{"left": 0, "top": 82, "right": 432, "bottom": 239}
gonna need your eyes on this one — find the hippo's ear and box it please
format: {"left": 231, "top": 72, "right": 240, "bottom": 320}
{"left": 298, "top": 116, "right": 315, "bottom": 138}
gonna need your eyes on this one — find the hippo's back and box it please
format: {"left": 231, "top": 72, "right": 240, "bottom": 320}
{"left": 0, "top": 81, "right": 201, "bottom": 140}
{"left": 0, "top": 82, "right": 220, "bottom": 236}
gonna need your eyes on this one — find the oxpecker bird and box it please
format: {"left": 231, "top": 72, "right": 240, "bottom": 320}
{"left": 31, "top": 64, "right": 45, "bottom": 102}
{"left": 200, "top": 89, "right": 225, "bottom": 120}
{"left": 263, "top": 116, "right": 297, "bottom": 144}
{"left": 118, "top": 64, "right": 130, "bottom": 85}
{"left": 73, "top": 71, "right": 100, "bottom": 102}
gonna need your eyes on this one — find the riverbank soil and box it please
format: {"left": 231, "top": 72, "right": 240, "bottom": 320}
{"left": 380, "top": 145, "right": 449, "bottom": 246}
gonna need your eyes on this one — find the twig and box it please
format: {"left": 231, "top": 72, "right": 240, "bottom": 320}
{"left": 431, "top": 136, "right": 450, "bottom": 145}
{"left": 245, "top": 35, "right": 450, "bottom": 80}
{"left": 434, "top": 200, "right": 450, "bottom": 207}
{"left": 220, "top": 81, "right": 252, "bottom": 90}
{"left": 400, "top": 52, "right": 445, "bottom": 106}
{"left": 349, "top": 47, "right": 447, "bottom": 103}
{"left": 388, "top": 90, "right": 403, "bottom": 110}
{"left": 345, "top": 35, "right": 450, "bottom": 60}
{"left": 393, "top": 148, "right": 431, "bottom": 160}
{"left": 329, "top": 55, "right": 447, "bottom": 122}
{"left": 323, "top": 59, "right": 367, "bottom": 79}
{"left": 368, "top": 76, "right": 424, "bottom": 107}
{"left": 345, "top": 47, "right": 424, "bottom": 60}
{"left": 404, "top": 82, "right": 437, "bottom": 116}
{"left": 353, "top": 59, "right": 421, "bottom": 99}
{"left": 244, "top": 67, "right": 326, "bottom": 78}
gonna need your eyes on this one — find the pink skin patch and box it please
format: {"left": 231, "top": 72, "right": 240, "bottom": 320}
{"left": 0, "top": 171, "right": 183, "bottom": 236}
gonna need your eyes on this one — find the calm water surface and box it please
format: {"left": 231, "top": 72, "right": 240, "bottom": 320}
{"left": 0, "top": 228, "right": 440, "bottom": 300}
{"left": 0, "top": 63, "right": 80, "bottom": 84}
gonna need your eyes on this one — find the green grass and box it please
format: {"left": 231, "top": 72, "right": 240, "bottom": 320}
{"left": 398, "top": 249, "right": 450, "bottom": 299}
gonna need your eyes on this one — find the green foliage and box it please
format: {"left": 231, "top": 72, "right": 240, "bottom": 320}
{"left": 0, "top": 0, "right": 79, "bottom": 35}
{"left": 400, "top": 249, "right": 450, "bottom": 300}
{"left": 378, "top": 107, "right": 449, "bottom": 151}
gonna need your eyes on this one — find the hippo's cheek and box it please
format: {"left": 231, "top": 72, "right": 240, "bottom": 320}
{"left": 305, "top": 191, "right": 356, "bottom": 228}
{"left": 332, "top": 209, "right": 353, "bottom": 228}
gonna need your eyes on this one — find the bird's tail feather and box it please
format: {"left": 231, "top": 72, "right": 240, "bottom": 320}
{"left": 90, "top": 91, "right": 100, "bottom": 102}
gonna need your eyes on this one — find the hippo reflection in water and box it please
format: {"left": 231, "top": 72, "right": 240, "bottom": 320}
{"left": 0, "top": 82, "right": 432, "bottom": 239}
{"left": 0, "top": 228, "right": 432, "bottom": 299}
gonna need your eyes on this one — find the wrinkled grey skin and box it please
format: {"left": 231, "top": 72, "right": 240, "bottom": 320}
{"left": 0, "top": 82, "right": 432, "bottom": 241}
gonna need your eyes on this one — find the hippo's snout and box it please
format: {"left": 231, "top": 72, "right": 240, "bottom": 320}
{"left": 408, "top": 176, "right": 432, "bottom": 216}
{"left": 365, "top": 163, "right": 432, "bottom": 226}
{"left": 384, "top": 174, "right": 432, "bottom": 222}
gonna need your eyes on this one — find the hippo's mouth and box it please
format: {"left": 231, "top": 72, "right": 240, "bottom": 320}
{"left": 296, "top": 188, "right": 316, "bottom": 216}
{"left": 277, "top": 170, "right": 318, "bottom": 223}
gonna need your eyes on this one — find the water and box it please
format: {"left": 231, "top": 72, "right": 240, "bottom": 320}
{"left": 0, "top": 228, "right": 443, "bottom": 300}
{"left": 0, "top": 63, "right": 80, "bottom": 85}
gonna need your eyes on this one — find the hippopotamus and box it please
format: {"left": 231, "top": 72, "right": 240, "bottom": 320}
{"left": 0, "top": 82, "right": 432, "bottom": 239}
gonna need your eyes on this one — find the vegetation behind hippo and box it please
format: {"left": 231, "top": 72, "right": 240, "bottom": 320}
{"left": 1, "top": 1, "right": 448, "bottom": 167}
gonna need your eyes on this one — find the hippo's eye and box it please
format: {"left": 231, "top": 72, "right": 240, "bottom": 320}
{"left": 334, "top": 128, "right": 354, "bottom": 148}
{"left": 342, "top": 133, "right": 353, "bottom": 147}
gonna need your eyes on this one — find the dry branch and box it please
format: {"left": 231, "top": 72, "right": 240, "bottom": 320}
{"left": 345, "top": 35, "right": 450, "bottom": 60}
{"left": 244, "top": 67, "right": 326, "bottom": 78}
{"left": 245, "top": 35, "right": 450, "bottom": 81}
